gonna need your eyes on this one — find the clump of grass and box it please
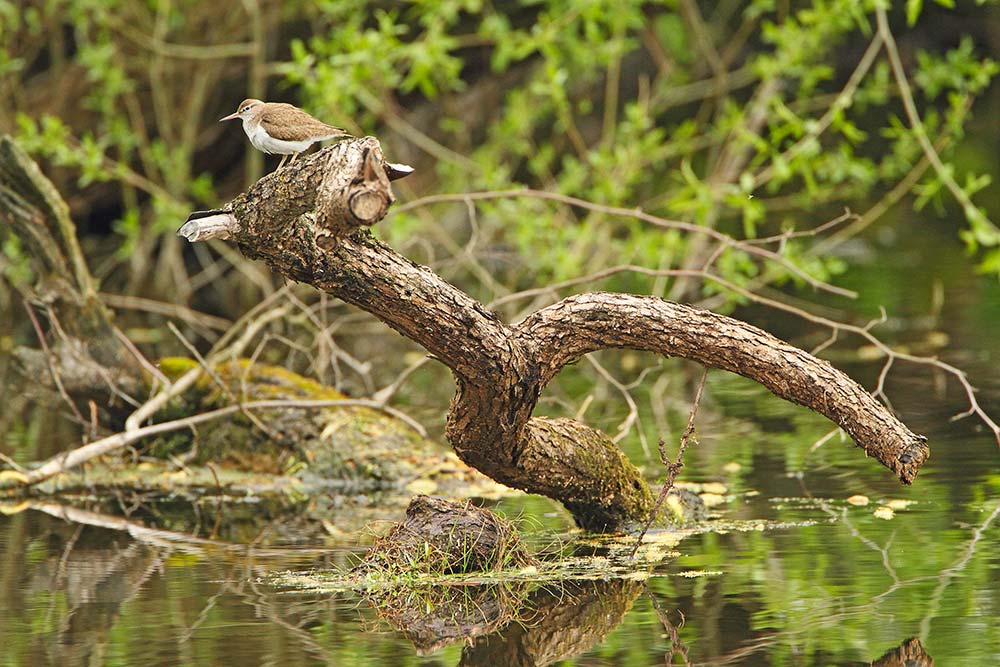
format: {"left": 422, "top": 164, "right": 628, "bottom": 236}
{"left": 351, "top": 495, "right": 536, "bottom": 582}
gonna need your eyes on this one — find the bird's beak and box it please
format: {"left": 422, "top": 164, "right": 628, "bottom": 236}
{"left": 219, "top": 112, "right": 240, "bottom": 122}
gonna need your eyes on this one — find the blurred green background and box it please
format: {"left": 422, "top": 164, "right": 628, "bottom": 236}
{"left": 2, "top": 0, "right": 997, "bottom": 434}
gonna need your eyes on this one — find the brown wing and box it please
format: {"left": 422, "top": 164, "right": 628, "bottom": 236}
{"left": 259, "top": 103, "right": 348, "bottom": 141}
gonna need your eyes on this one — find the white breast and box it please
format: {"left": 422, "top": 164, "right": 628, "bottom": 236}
{"left": 242, "top": 118, "right": 315, "bottom": 155}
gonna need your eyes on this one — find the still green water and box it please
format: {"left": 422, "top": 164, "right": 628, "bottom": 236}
{"left": 1, "top": 224, "right": 998, "bottom": 666}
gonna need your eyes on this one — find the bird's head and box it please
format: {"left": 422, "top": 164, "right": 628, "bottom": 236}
{"left": 219, "top": 99, "right": 263, "bottom": 122}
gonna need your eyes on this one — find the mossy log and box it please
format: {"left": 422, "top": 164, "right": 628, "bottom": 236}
{"left": 178, "top": 136, "right": 929, "bottom": 532}
{"left": 17, "top": 358, "right": 483, "bottom": 496}
{"left": 155, "top": 358, "right": 442, "bottom": 485}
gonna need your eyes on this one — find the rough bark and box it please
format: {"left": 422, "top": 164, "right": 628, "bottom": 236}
{"left": 515, "top": 293, "right": 929, "bottom": 481}
{"left": 872, "top": 638, "right": 933, "bottom": 667}
{"left": 178, "top": 137, "right": 930, "bottom": 532}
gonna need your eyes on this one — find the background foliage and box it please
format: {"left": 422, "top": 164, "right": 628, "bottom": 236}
{"left": 0, "top": 0, "right": 997, "bottom": 436}
{"left": 3, "top": 0, "right": 996, "bottom": 291}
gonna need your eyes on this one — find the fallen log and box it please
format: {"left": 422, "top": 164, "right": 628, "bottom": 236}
{"left": 177, "top": 137, "right": 929, "bottom": 531}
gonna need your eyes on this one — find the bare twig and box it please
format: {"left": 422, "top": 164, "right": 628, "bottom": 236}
{"left": 22, "top": 299, "right": 86, "bottom": 428}
{"left": 0, "top": 451, "right": 26, "bottom": 474}
{"left": 285, "top": 290, "right": 375, "bottom": 394}
{"left": 167, "top": 321, "right": 278, "bottom": 440}
{"left": 209, "top": 287, "right": 291, "bottom": 358}
{"left": 630, "top": 369, "right": 708, "bottom": 559}
{"left": 585, "top": 355, "right": 651, "bottom": 460}
{"left": 489, "top": 211, "right": 857, "bottom": 315}
{"left": 396, "top": 189, "right": 856, "bottom": 299}
{"left": 372, "top": 354, "right": 432, "bottom": 405}
{"left": 680, "top": 0, "right": 726, "bottom": 81}
{"left": 876, "top": 8, "right": 998, "bottom": 240}
{"left": 107, "top": 17, "right": 255, "bottom": 60}
{"left": 808, "top": 427, "right": 842, "bottom": 454}
{"left": 45, "top": 305, "right": 140, "bottom": 408}
{"left": 354, "top": 87, "right": 480, "bottom": 171}
{"left": 100, "top": 292, "right": 232, "bottom": 332}
{"left": 123, "top": 304, "right": 289, "bottom": 433}
{"left": 112, "top": 325, "right": 170, "bottom": 388}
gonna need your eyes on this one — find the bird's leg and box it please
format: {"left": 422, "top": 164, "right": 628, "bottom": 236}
{"left": 277, "top": 154, "right": 288, "bottom": 170}
{"left": 288, "top": 152, "right": 300, "bottom": 165}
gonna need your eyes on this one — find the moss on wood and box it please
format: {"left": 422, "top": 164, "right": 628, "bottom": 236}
{"left": 145, "top": 358, "right": 460, "bottom": 485}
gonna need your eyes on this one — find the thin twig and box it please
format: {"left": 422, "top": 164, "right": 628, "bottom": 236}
{"left": 585, "top": 355, "right": 651, "bottom": 460}
{"left": 0, "top": 451, "right": 26, "bottom": 474}
{"left": 100, "top": 292, "right": 232, "bottom": 331}
{"left": 630, "top": 369, "right": 708, "bottom": 559}
{"left": 113, "top": 325, "right": 170, "bottom": 388}
{"left": 285, "top": 290, "right": 375, "bottom": 394}
{"left": 491, "top": 264, "right": 700, "bottom": 309}
{"left": 106, "top": 16, "right": 255, "bottom": 59}
{"left": 123, "top": 304, "right": 289, "bottom": 433}
{"left": 22, "top": 299, "right": 86, "bottom": 428}
{"left": 354, "top": 87, "right": 480, "bottom": 171}
{"left": 876, "top": 7, "right": 998, "bottom": 240}
{"left": 396, "top": 189, "right": 857, "bottom": 299}
{"left": 45, "top": 306, "right": 139, "bottom": 408}
{"left": 166, "top": 321, "right": 279, "bottom": 440}
{"left": 372, "top": 354, "right": 431, "bottom": 405}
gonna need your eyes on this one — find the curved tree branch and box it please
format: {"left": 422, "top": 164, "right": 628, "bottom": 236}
{"left": 178, "top": 138, "right": 929, "bottom": 531}
{"left": 515, "top": 293, "right": 928, "bottom": 482}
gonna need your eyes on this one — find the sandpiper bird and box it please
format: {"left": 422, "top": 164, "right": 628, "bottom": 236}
{"left": 219, "top": 98, "right": 351, "bottom": 170}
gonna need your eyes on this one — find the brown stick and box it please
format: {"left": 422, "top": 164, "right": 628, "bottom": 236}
{"left": 630, "top": 369, "right": 707, "bottom": 559}
{"left": 176, "top": 139, "right": 928, "bottom": 531}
